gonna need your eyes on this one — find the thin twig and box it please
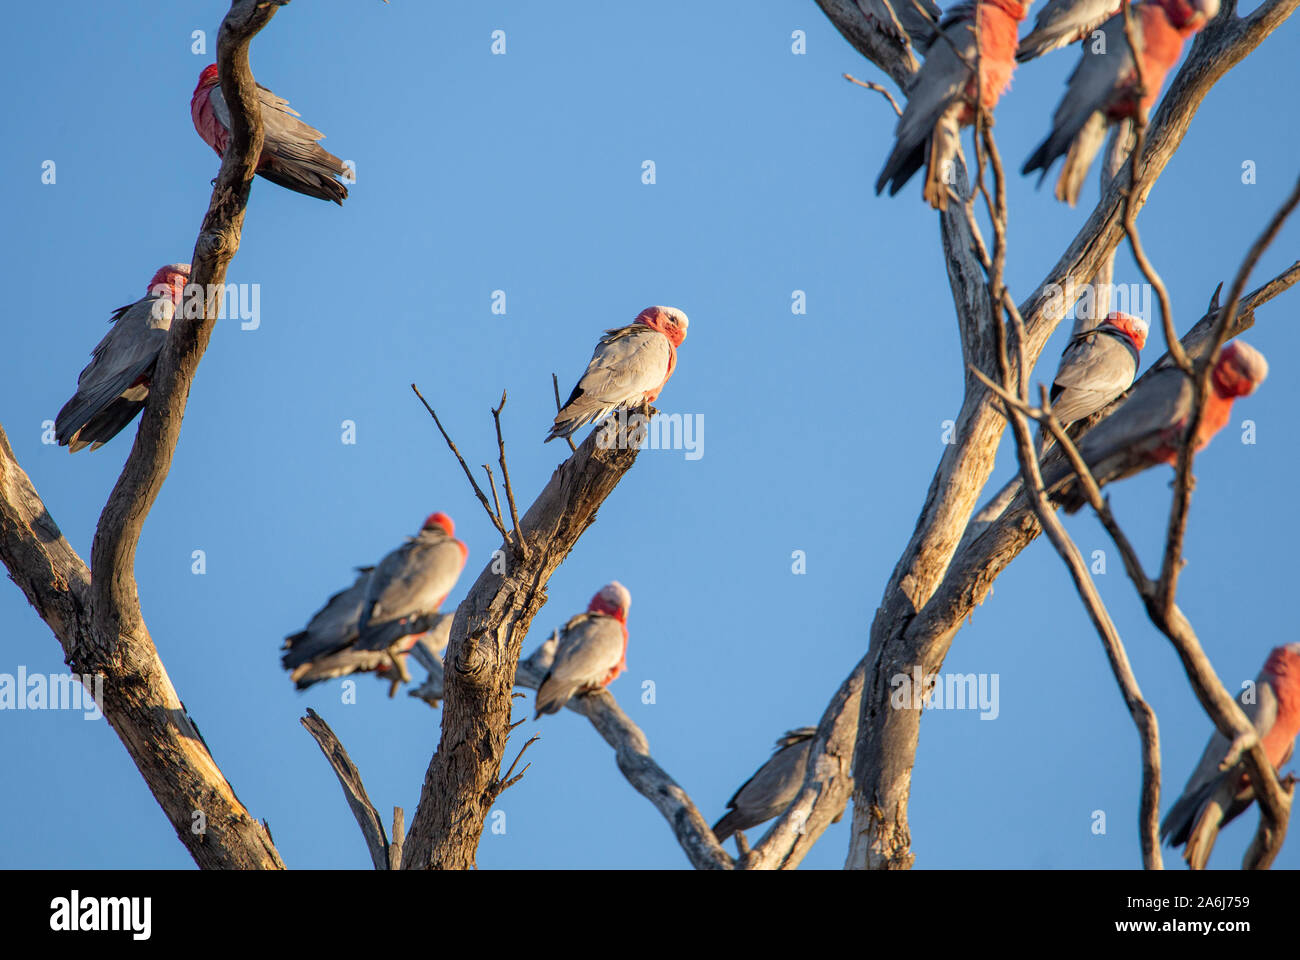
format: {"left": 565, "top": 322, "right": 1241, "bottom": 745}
{"left": 410, "top": 383, "right": 512, "bottom": 543}
{"left": 974, "top": 121, "right": 1163, "bottom": 868}
{"left": 491, "top": 391, "right": 529, "bottom": 561}
{"left": 482, "top": 463, "right": 504, "bottom": 528}
{"left": 1120, "top": 0, "right": 1187, "bottom": 376}
{"left": 843, "top": 73, "right": 903, "bottom": 117}
{"left": 495, "top": 735, "right": 540, "bottom": 795}
{"left": 1158, "top": 173, "right": 1300, "bottom": 610}
{"left": 552, "top": 373, "right": 577, "bottom": 453}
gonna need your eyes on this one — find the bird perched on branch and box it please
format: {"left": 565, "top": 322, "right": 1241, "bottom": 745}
{"left": 1037, "top": 311, "right": 1148, "bottom": 450}
{"left": 55, "top": 263, "right": 191, "bottom": 453}
{"left": 282, "top": 513, "right": 466, "bottom": 692}
{"left": 875, "top": 0, "right": 1032, "bottom": 210}
{"left": 1046, "top": 339, "right": 1267, "bottom": 512}
{"left": 1161, "top": 643, "right": 1300, "bottom": 869}
{"left": 713, "top": 728, "right": 818, "bottom": 844}
{"left": 191, "top": 64, "right": 351, "bottom": 203}
{"left": 1021, "top": 0, "right": 1220, "bottom": 205}
{"left": 1016, "top": 0, "right": 1120, "bottom": 62}
{"left": 547, "top": 307, "right": 688, "bottom": 442}
{"left": 534, "top": 582, "right": 632, "bottom": 717}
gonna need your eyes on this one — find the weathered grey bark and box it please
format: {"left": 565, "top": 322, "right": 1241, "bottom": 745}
{"left": 776, "top": 0, "right": 1300, "bottom": 872}
{"left": 301, "top": 708, "right": 391, "bottom": 870}
{"left": 408, "top": 633, "right": 734, "bottom": 869}
{"left": 0, "top": 0, "right": 287, "bottom": 869}
{"left": 402, "top": 413, "right": 652, "bottom": 869}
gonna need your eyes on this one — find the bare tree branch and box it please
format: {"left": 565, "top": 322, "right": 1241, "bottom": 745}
{"left": 301, "top": 708, "right": 390, "bottom": 870}
{"left": 410, "top": 383, "right": 512, "bottom": 544}
{"left": 402, "top": 410, "right": 654, "bottom": 869}
{"left": 796, "top": 0, "right": 1298, "bottom": 871}
{"left": 491, "top": 391, "right": 528, "bottom": 561}
{"left": 0, "top": 0, "right": 290, "bottom": 869}
{"left": 843, "top": 73, "right": 903, "bottom": 117}
{"left": 409, "top": 631, "right": 734, "bottom": 869}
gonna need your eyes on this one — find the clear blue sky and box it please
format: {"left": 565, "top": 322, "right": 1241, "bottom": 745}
{"left": 1, "top": 0, "right": 1297, "bottom": 869}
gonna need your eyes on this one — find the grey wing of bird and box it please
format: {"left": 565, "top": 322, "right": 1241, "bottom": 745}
{"left": 55, "top": 297, "right": 173, "bottom": 448}
{"left": 1160, "top": 679, "right": 1278, "bottom": 848}
{"left": 876, "top": 15, "right": 975, "bottom": 195}
{"left": 281, "top": 568, "right": 372, "bottom": 670}
{"left": 1072, "top": 367, "right": 1192, "bottom": 476}
{"left": 713, "top": 730, "right": 817, "bottom": 841}
{"left": 1017, "top": 0, "right": 1120, "bottom": 62}
{"left": 1049, "top": 330, "right": 1139, "bottom": 424}
{"left": 1022, "top": 15, "right": 1133, "bottom": 179}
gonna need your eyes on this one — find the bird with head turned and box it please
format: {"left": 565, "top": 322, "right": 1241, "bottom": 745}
{"left": 547, "top": 306, "right": 689, "bottom": 442}
{"left": 534, "top": 582, "right": 633, "bottom": 717}
{"left": 55, "top": 263, "right": 192, "bottom": 453}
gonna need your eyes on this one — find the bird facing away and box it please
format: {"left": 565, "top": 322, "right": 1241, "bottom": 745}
{"left": 875, "top": 0, "right": 1032, "bottom": 210}
{"left": 1161, "top": 643, "right": 1300, "bottom": 869}
{"left": 282, "top": 512, "right": 466, "bottom": 691}
{"left": 713, "top": 728, "right": 818, "bottom": 844}
{"left": 1046, "top": 339, "right": 1267, "bottom": 512}
{"left": 547, "top": 306, "right": 688, "bottom": 442}
{"left": 1037, "top": 310, "right": 1148, "bottom": 451}
{"left": 354, "top": 512, "right": 468, "bottom": 651}
{"left": 534, "top": 582, "right": 632, "bottom": 718}
{"left": 190, "top": 64, "right": 350, "bottom": 203}
{"left": 55, "top": 263, "right": 191, "bottom": 453}
{"left": 1021, "top": 0, "right": 1220, "bottom": 205}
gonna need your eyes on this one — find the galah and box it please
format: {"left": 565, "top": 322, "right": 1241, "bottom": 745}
{"left": 875, "top": 0, "right": 1031, "bottom": 211}
{"left": 353, "top": 512, "right": 468, "bottom": 653}
{"left": 712, "top": 728, "right": 817, "bottom": 844}
{"left": 1047, "top": 339, "right": 1267, "bottom": 512}
{"left": 1016, "top": 0, "right": 1120, "bottom": 62}
{"left": 54, "top": 264, "right": 191, "bottom": 453}
{"left": 854, "top": 0, "right": 943, "bottom": 50}
{"left": 282, "top": 513, "right": 466, "bottom": 692}
{"left": 1038, "top": 311, "right": 1148, "bottom": 449}
{"left": 190, "top": 64, "right": 350, "bottom": 204}
{"left": 534, "top": 582, "right": 632, "bottom": 717}
{"left": 546, "top": 307, "right": 689, "bottom": 442}
{"left": 1161, "top": 643, "right": 1300, "bottom": 869}
{"left": 1021, "top": 0, "right": 1220, "bottom": 205}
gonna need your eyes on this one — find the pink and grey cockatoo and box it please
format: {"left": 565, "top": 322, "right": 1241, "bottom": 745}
{"left": 546, "top": 307, "right": 689, "bottom": 442}
{"left": 854, "top": 0, "right": 943, "bottom": 50}
{"left": 1046, "top": 339, "right": 1267, "bottom": 512}
{"left": 876, "top": 0, "right": 1032, "bottom": 210}
{"left": 713, "top": 728, "right": 817, "bottom": 844}
{"left": 534, "top": 582, "right": 632, "bottom": 717}
{"left": 1021, "top": 0, "right": 1220, "bottom": 205}
{"left": 1016, "top": 0, "right": 1120, "bottom": 61}
{"left": 354, "top": 512, "right": 467, "bottom": 652}
{"left": 1161, "top": 643, "right": 1300, "bottom": 869}
{"left": 190, "top": 64, "right": 350, "bottom": 204}
{"left": 1037, "top": 310, "right": 1148, "bottom": 450}
{"left": 282, "top": 513, "right": 466, "bottom": 692}
{"left": 54, "top": 264, "right": 190, "bottom": 453}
